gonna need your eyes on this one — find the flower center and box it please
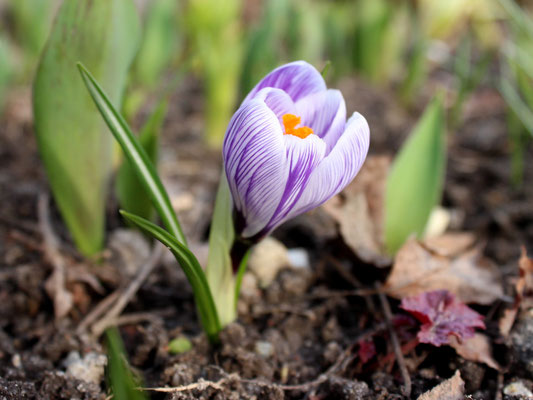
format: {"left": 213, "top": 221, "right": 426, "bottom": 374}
{"left": 282, "top": 114, "right": 314, "bottom": 139}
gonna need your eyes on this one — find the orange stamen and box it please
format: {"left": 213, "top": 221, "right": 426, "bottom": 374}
{"left": 282, "top": 114, "right": 314, "bottom": 139}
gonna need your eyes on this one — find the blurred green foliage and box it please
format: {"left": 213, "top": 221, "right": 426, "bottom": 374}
{"left": 0, "top": 0, "right": 530, "bottom": 253}
{"left": 123, "top": 0, "right": 182, "bottom": 120}
{"left": 8, "top": 0, "right": 57, "bottom": 76}
{"left": 33, "top": 0, "right": 140, "bottom": 256}
{"left": 133, "top": 0, "right": 181, "bottom": 88}
{"left": 0, "top": 35, "right": 12, "bottom": 109}
{"left": 106, "top": 328, "right": 147, "bottom": 400}
{"left": 498, "top": 0, "right": 533, "bottom": 186}
{"left": 185, "top": 0, "right": 243, "bottom": 147}
{"left": 240, "top": 0, "right": 290, "bottom": 95}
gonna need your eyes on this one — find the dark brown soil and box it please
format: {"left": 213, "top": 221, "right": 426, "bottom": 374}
{"left": 1, "top": 74, "right": 532, "bottom": 400}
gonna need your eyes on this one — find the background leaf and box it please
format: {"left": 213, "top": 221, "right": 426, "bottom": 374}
{"left": 33, "top": 0, "right": 140, "bottom": 256}
{"left": 384, "top": 96, "right": 447, "bottom": 254}
{"left": 0, "top": 35, "right": 12, "bottom": 109}
{"left": 132, "top": 0, "right": 181, "bottom": 89}
{"left": 9, "top": 0, "right": 58, "bottom": 75}
{"left": 106, "top": 328, "right": 146, "bottom": 400}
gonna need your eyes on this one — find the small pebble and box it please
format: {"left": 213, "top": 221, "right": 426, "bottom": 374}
{"left": 249, "top": 237, "right": 289, "bottom": 287}
{"left": 254, "top": 341, "right": 274, "bottom": 358}
{"left": 63, "top": 351, "right": 107, "bottom": 385}
{"left": 503, "top": 381, "right": 533, "bottom": 398}
{"left": 287, "top": 248, "right": 310, "bottom": 269}
{"left": 11, "top": 354, "right": 21, "bottom": 368}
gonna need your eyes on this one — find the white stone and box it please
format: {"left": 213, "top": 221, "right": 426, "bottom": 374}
{"left": 503, "top": 381, "right": 533, "bottom": 398}
{"left": 64, "top": 351, "right": 107, "bottom": 385}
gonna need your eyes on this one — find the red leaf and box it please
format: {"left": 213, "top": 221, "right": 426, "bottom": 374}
{"left": 357, "top": 339, "right": 376, "bottom": 363}
{"left": 400, "top": 290, "right": 485, "bottom": 346}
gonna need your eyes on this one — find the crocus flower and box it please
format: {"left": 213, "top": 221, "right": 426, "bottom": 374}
{"left": 223, "top": 61, "right": 370, "bottom": 240}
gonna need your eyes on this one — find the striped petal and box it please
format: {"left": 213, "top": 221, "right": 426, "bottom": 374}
{"left": 296, "top": 89, "right": 346, "bottom": 154}
{"left": 244, "top": 61, "right": 327, "bottom": 103}
{"left": 261, "top": 134, "right": 326, "bottom": 235}
{"left": 283, "top": 112, "right": 370, "bottom": 221}
{"left": 223, "top": 99, "right": 289, "bottom": 237}
{"left": 254, "top": 87, "right": 296, "bottom": 124}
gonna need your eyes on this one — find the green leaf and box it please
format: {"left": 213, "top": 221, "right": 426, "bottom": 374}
{"left": 384, "top": 96, "right": 447, "bottom": 254}
{"left": 399, "top": 10, "right": 429, "bottom": 105}
{"left": 116, "top": 99, "right": 168, "bottom": 221}
{"left": 500, "top": 76, "right": 533, "bottom": 137}
{"left": 498, "top": 0, "right": 533, "bottom": 39}
{"left": 206, "top": 172, "right": 236, "bottom": 327}
{"left": 234, "top": 247, "right": 251, "bottom": 309}
{"left": 33, "top": 0, "right": 140, "bottom": 256}
{"left": 120, "top": 210, "right": 221, "bottom": 342}
{"left": 0, "top": 35, "right": 12, "bottom": 110}
{"left": 352, "top": 0, "right": 392, "bottom": 81}
{"left": 185, "top": 0, "right": 243, "bottom": 147}
{"left": 133, "top": 0, "right": 181, "bottom": 88}
{"left": 240, "top": 0, "right": 289, "bottom": 96}
{"left": 77, "top": 63, "right": 186, "bottom": 245}
{"left": 10, "top": 0, "right": 57, "bottom": 72}
{"left": 106, "top": 328, "right": 147, "bottom": 400}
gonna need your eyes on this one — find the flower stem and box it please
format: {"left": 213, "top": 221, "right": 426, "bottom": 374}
{"left": 230, "top": 238, "right": 252, "bottom": 274}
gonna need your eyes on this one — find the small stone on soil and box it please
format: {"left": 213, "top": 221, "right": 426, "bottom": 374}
{"left": 504, "top": 381, "right": 533, "bottom": 398}
{"left": 63, "top": 351, "right": 107, "bottom": 385}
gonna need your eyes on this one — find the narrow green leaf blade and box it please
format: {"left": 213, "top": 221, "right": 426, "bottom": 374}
{"left": 106, "top": 328, "right": 147, "bottom": 400}
{"left": 0, "top": 35, "right": 12, "bottom": 110}
{"left": 120, "top": 210, "right": 220, "bottom": 341}
{"left": 498, "top": 0, "right": 533, "bottom": 39}
{"left": 384, "top": 96, "right": 447, "bottom": 254}
{"left": 205, "top": 172, "right": 236, "bottom": 327}
{"left": 116, "top": 99, "right": 168, "bottom": 220}
{"left": 500, "top": 76, "right": 533, "bottom": 137}
{"left": 77, "top": 63, "right": 186, "bottom": 245}
{"left": 33, "top": 0, "right": 140, "bottom": 256}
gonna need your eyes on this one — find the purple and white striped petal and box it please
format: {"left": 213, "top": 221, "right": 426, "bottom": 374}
{"left": 253, "top": 88, "right": 296, "bottom": 124}
{"left": 261, "top": 134, "right": 326, "bottom": 235}
{"left": 223, "top": 99, "right": 289, "bottom": 237}
{"left": 223, "top": 61, "right": 370, "bottom": 240}
{"left": 278, "top": 112, "right": 370, "bottom": 224}
{"left": 295, "top": 89, "right": 346, "bottom": 154}
{"left": 244, "top": 61, "right": 327, "bottom": 103}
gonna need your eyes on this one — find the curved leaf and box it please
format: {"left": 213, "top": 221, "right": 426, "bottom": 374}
{"left": 120, "top": 210, "right": 220, "bottom": 342}
{"left": 77, "top": 63, "right": 186, "bottom": 245}
{"left": 385, "top": 96, "right": 446, "bottom": 254}
{"left": 33, "top": 0, "right": 140, "bottom": 256}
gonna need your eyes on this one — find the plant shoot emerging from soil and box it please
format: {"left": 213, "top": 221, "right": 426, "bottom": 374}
{"left": 78, "top": 61, "right": 369, "bottom": 341}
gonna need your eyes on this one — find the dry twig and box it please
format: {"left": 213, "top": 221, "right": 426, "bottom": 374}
{"left": 377, "top": 284, "right": 412, "bottom": 397}
{"left": 77, "top": 291, "right": 121, "bottom": 334}
{"left": 38, "top": 192, "right": 73, "bottom": 319}
{"left": 143, "top": 376, "right": 231, "bottom": 393}
{"left": 89, "top": 242, "right": 165, "bottom": 336}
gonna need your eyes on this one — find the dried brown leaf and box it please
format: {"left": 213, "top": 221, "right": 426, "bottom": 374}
{"left": 449, "top": 333, "right": 501, "bottom": 370}
{"left": 385, "top": 235, "right": 504, "bottom": 305}
{"left": 322, "top": 156, "right": 392, "bottom": 267}
{"left": 499, "top": 247, "right": 533, "bottom": 337}
{"left": 417, "top": 370, "right": 464, "bottom": 400}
